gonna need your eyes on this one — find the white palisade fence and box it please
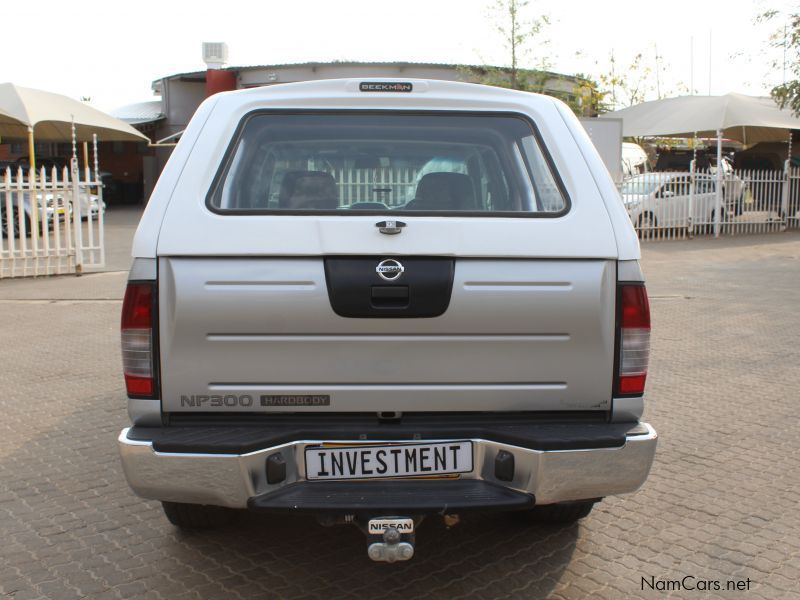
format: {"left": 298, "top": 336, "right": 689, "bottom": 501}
{"left": 0, "top": 162, "right": 105, "bottom": 278}
{"left": 328, "top": 166, "right": 419, "bottom": 208}
{"left": 621, "top": 167, "right": 800, "bottom": 241}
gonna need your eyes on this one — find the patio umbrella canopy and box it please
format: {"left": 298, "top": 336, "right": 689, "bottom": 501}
{"left": 0, "top": 82, "right": 149, "bottom": 142}
{"left": 600, "top": 93, "right": 800, "bottom": 144}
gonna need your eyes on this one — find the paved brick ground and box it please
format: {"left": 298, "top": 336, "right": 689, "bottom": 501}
{"left": 1, "top": 232, "right": 799, "bottom": 599}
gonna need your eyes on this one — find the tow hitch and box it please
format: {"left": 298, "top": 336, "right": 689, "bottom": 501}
{"left": 317, "top": 514, "right": 458, "bottom": 562}
{"left": 363, "top": 517, "right": 418, "bottom": 563}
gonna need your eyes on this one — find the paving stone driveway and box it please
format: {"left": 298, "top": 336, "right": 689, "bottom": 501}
{"left": 1, "top": 233, "right": 799, "bottom": 599}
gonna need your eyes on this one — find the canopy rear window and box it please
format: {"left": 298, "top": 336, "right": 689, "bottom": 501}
{"left": 208, "top": 112, "right": 568, "bottom": 215}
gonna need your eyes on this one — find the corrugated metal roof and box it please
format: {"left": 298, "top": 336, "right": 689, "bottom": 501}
{"left": 111, "top": 100, "right": 164, "bottom": 125}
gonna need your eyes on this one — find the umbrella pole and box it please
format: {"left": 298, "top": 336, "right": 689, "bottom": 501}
{"left": 689, "top": 132, "right": 697, "bottom": 238}
{"left": 70, "top": 118, "right": 83, "bottom": 275}
{"left": 27, "top": 127, "right": 36, "bottom": 173}
{"left": 781, "top": 132, "right": 791, "bottom": 227}
{"left": 83, "top": 142, "right": 89, "bottom": 177}
{"left": 714, "top": 129, "right": 722, "bottom": 237}
{"left": 27, "top": 126, "right": 40, "bottom": 247}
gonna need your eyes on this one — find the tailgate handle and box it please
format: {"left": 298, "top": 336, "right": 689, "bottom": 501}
{"left": 371, "top": 285, "right": 409, "bottom": 308}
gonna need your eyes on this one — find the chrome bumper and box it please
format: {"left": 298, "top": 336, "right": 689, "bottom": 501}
{"left": 118, "top": 424, "right": 657, "bottom": 509}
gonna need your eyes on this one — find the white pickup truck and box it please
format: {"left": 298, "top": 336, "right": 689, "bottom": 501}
{"left": 118, "top": 79, "right": 657, "bottom": 563}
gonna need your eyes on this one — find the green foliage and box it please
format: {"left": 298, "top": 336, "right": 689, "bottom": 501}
{"left": 773, "top": 80, "right": 800, "bottom": 115}
{"left": 596, "top": 51, "right": 688, "bottom": 112}
{"left": 762, "top": 11, "right": 800, "bottom": 115}
{"left": 599, "top": 53, "right": 651, "bottom": 108}
{"left": 489, "top": 0, "right": 550, "bottom": 90}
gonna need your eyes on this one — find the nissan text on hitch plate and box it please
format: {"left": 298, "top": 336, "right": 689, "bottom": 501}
{"left": 118, "top": 78, "right": 657, "bottom": 563}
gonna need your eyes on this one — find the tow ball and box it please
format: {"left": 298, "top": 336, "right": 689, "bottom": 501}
{"left": 362, "top": 517, "right": 419, "bottom": 563}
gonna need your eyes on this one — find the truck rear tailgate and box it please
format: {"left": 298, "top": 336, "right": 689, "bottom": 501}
{"left": 159, "top": 257, "right": 615, "bottom": 413}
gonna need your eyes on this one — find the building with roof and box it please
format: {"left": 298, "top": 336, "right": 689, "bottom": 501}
{"left": 115, "top": 53, "right": 595, "bottom": 201}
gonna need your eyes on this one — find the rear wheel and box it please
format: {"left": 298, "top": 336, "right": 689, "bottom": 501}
{"left": 161, "top": 501, "right": 240, "bottom": 529}
{"left": 1, "top": 210, "right": 30, "bottom": 238}
{"left": 0, "top": 209, "right": 10, "bottom": 237}
{"left": 518, "top": 500, "right": 597, "bottom": 525}
{"left": 637, "top": 212, "right": 657, "bottom": 239}
{"left": 706, "top": 208, "right": 725, "bottom": 235}
{"left": 1, "top": 210, "right": 32, "bottom": 238}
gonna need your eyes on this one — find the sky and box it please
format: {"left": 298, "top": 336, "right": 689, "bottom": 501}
{"left": 1, "top": 0, "right": 796, "bottom": 112}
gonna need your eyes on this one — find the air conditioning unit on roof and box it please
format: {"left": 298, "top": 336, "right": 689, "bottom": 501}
{"left": 202, "top": 42, "right": 229, "bottom": 69}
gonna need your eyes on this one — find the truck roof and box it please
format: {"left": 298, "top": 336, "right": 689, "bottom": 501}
{"left": 210, "top": 77, "right": 567, "bottom": 113}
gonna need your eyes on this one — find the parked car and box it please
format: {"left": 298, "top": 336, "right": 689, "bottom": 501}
{"left": 622, "top": 172, "right": 729, "bottom": 234}
{"left": 117, "top": 79, "right": 657, "bottom": 563}
{"left": 622, "top": 142, "right": 650, "bottom": 180}
{"left": 654, "top": 149, "right": 744, "bottom": 215}
{"left": 0, "top": 192, "right": 65, "bottom": 238}
{"left": 65, "top": 190, "right": 105, "bottom": 220}
{"left": 1, "top": 189, "right": 103, "bottom": 238}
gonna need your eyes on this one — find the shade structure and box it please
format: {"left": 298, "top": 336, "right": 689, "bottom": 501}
{"left": 0, "top": 82, "right": 150, "bottom": 142}
{"left": 600, "top": 93, "right": 800, "bottom": 144}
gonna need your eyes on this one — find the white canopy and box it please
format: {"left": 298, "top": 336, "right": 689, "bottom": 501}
{"left": 0, "top": 83, "right": 149, "bottom": 142}
{"left": 600, "top": 93, "right": 800, "bottom": 144}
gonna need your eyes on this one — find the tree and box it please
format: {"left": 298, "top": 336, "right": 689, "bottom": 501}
{"left": 463, "top": 0, "right": 551, "bottom": 93}
{"left": 596, "top": 49, "right": 688, "bottom": 112}
{"left": 761, "top": 10, "right": 800, "bottom": 115}
{"left": 491, "top": 0, "right": 550, "bottom": 91}
{"left": 599, "top": 52, "right": 653, "bottom": 109}
{"left": 464, "top": 0, "right": 602, "bottom": 115}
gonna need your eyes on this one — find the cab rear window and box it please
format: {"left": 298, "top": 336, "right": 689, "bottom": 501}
{"left": 208, "top": 112, "right": 568, "bottom": 215}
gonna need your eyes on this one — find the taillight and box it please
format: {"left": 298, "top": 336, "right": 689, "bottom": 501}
{"left": 616, "top": 284, "right": 651, "bottom": 396}
{"left": 121, "top": 282, "right": 157, "bottom": 398}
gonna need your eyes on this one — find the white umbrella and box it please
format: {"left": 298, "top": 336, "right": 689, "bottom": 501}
{"left": 599, "top": 93, "right": 800, "bottom": 144}
{"left": 601, "top": 93, "right": 800, "bottom": 237}
{"left": 0, "top": 82, "right": 150, "bottom": 171}
{"left": 0, "top": 83, "right": 149, "bottom": 142}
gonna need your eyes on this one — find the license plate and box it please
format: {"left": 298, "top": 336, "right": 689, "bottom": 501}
{"left": 305, "top": 441, "right": 473, "bottom": 480}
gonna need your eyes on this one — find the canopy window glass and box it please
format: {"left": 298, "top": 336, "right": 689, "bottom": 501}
{"left": 209, "top": 113, "right": 568, "bottom": 215}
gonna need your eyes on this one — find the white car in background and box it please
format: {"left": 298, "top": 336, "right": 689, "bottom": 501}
{"left": 50, "top": 190, "right": 105, "bottom": 220}
{"left": 621, "top": 142, "right": 650, "bottom": 179}
{"left": 0, "top": 190, "right": 103, "bottom": 238}
{"left": 622, "top": 172, "right": 724, "bottom": 233}
{"left": 74, "top": 190, "right": 105, "bottom": 219}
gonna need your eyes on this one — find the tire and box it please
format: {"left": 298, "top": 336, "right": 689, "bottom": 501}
{"left": 3, "top": 210, "right": 16, "bottom": 238}
{"left": 732, "top": 192, "right": 744, "bottom": 217}
{"left": 0, "top": 209, "right": 11, "bottom": 238}
{"left": 707, "top": 208, "right": 725, "bottom": 235}
{"left": 519, "top": 500, "right": 597, "bottom": 525}
{"left": 1, "top": 210, "right": 32, "bottom": 238}
{"left": 161, "top": 501, "right": 240, "bottom": 530}
{"left": 637, "top": 212, "right": 657, "bottom": 239}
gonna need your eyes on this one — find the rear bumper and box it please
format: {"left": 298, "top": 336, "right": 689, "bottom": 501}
{"left": 118, "top": 421, "right": 657, "bottom": 511}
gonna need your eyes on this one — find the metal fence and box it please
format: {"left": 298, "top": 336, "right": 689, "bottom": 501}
{"left": 0, "top": 163, "right": 105, "bottom": 278}
{"left": 327, "top": 167, "right": 419, "bottom": 207}
{"left": 7, "top": 159, "right": 790, "bottom": 276}
{"left": 621, "top": 167, "right": 800, "bottom": 241}
{"left": 328, "top": 164, "right": 800, "bottom": 241}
